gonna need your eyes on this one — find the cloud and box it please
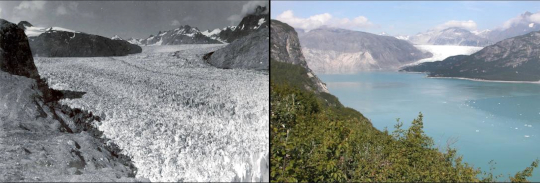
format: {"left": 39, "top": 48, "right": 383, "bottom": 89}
{"left": 11, "top": 1, "right": 47, "bottom": 22}
{"left": 182, "top": 16, "right": 194, "bottom": 22}
{"left": 56, "top": 4, "right": 67, "bottom": 15}
{"left": 503, "top": 12, "right": 540, "bottom": 29}
{"left": 227, "top": 0, "right": 268, "bottom": 25}
{"left": 240, "top": 0, "right": 268, "bottom": 15}
{"left": 434, "top": 20, "right": 477, "bottom": 31}
{"left": 529, "top": 13, "right": 540, "bottom": 23}
{"left": 15, "top": 1, "right": 46, "bottom": 11}
{"left": 171, "top": 20, "right": 181, "bottom": 26}
{"left": 275, "top": 10, "right": 374, "bottom": 31}
{"left": 53, "top": 2, "right": 93, "bottom": 18}
{"left": 227, "top": 15, "right": 242, "bottom": 24}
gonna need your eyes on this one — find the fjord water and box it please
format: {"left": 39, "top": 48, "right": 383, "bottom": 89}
{"left": 320, "top": 72, "right": 540, "bottom": 181}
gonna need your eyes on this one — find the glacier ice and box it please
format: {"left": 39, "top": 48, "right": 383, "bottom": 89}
{"left": 34, "top": 44, "right": 269, "bottom": 182}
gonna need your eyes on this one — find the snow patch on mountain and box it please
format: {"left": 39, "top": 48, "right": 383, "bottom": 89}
{"left": 111, "top": 35, "right": 123, "bottom": 40}
{"left": 25, "top": 26, "right": 79, "bottom": 37}
{"left": 255, "top": 18, "right": 266, "bottom": 29}
{"left": 395, "top": 35, "right": 410, "bottom": 40}
{"left": 201, "top": 28, "right": 222, "bottom": 37}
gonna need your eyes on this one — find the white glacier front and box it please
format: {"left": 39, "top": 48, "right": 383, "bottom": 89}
{"left": 408, "top": 44, "right": 484, "bottom": 65}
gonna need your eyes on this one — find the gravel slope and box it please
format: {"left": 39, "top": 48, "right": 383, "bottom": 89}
{"left": 34, "top": 45, "right": 269, "bottom": 182}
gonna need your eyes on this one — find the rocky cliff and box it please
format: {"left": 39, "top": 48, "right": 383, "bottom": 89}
{"left": 206, "top": 27, "right": 269, "bottom": 70}
{"left": 270, "top": 20, "right": 329, "bottom": 93}
{"left": 0, "top": 19, "right": 40, "bottom": 80}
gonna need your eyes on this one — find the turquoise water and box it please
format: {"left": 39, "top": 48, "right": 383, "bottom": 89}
{"left": 319, "top": 72, "right": 540, "bottom": 181}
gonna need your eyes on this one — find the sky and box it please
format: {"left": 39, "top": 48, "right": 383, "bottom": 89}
{"left": 271, "top": 1, "right": 540, "bottom": 35}
{"left": 0, "top": 1, "right": 267, "bottom": 39}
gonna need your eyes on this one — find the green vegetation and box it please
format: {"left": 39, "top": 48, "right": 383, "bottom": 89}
{"left": 270, "top": 60, "right": 539, "bottom": 182}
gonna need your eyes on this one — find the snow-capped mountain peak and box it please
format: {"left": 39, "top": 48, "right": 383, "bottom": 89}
{"left": 127, "top": 6, "right": 268, "bottom": 45}
{"left": 471, "top": 29, "right": 491, "bottom": 35}
{"left": 130, "top": 25, "right": 221, "bottom": 46}
{"left": 201, "top": 28, "right": 222, "bottom": 37}
{"left": 407, "top": 27, "right": 490, "bottom": 46}
{"left": 111, "top": 35, "right": 123, "bottom": 40}
{"left": 173, "top": 25, "right": 201, "bottom": 37}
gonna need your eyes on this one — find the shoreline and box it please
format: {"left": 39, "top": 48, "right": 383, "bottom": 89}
{"left": 428, "top": 76, "right": 540, "bottom": 84}
{"left": 394, "top": 71, "right": 540, "bottom": 84}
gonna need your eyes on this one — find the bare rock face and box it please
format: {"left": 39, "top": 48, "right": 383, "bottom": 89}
{"left": 0, "top": 19, "right": 40, "bottom": 80}
{"left": 270, "top": 20, "right": 329, "bottom": 93}
{"left": 206, "top": 27, "right": 269, "bottom": 70}
{"left": 270, "top": 20, "right": 310, "bottom": 68}
{"left": 298, "top": 26, "right": 433, "bottom": 74}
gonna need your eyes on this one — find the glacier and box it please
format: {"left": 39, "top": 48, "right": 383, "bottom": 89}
{"left": 408, "top": 44, "right": 484, "bottom": 65}
{"left": 34, "top": 44, "right": 269, "bottom": 182}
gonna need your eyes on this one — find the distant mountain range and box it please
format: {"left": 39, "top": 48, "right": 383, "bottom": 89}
{"left": 129, "top": 6, "right": 268, "bottom": 46}
{"left": 295, "top": 26, "right": 432, "bottom": 74}
{"left": 20, "top": 22, "right": 141, "bottom": 57}
{"left": 126, "top": 25, "right": 222, "bottom": 45}
{"left": 401, "top": 30, "right": 540, "bottom": 81}
{"left": 406, "top": 27, "right": 491, "bottom": 47}
{"left": 397, "top": 11, "right": 540, "bottom": 47}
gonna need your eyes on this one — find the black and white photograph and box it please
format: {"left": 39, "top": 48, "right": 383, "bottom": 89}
{"left": 0, "top": 0, "right": 269, "bottom": 182}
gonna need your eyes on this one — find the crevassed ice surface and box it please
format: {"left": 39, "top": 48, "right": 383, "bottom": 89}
{"left": 34, "top": 44, "right": 269, "bottom": 182}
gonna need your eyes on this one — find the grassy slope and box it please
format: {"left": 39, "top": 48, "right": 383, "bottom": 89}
{"left": 270, "top": 60, "right": 538, "bottom": 182}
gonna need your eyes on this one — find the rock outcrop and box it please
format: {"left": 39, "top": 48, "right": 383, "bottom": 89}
{"left": 0, "top": 19, "right": 40, "bottom": 80}
{"left": 206, "top": 27, "right": 269, "bottom": 70}
{"left": 271, "top": 20, "right": 329, "bottom": 93}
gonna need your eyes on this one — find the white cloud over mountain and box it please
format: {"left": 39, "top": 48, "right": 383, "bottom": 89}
{"left": 227, "top": 1, "right": 268, "bottom": 25}
{"left": 276, "top": 10, "right": 375, "bottom": 31}
{"left": 15, "top": 1, "right": 46, "bottom": 11}
{"left": 435, "top": 20, "right": 477, "bottom": 31}
{"left": 503, "top": 11, "right": 540, "bottom": 29}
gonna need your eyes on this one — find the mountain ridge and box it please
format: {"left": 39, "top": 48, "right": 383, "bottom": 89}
{"left": 401, "top": 30, "right": 540, "bottom": 81}
{"left": 297, "top": 26, "right": 432, "bottom": 74}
